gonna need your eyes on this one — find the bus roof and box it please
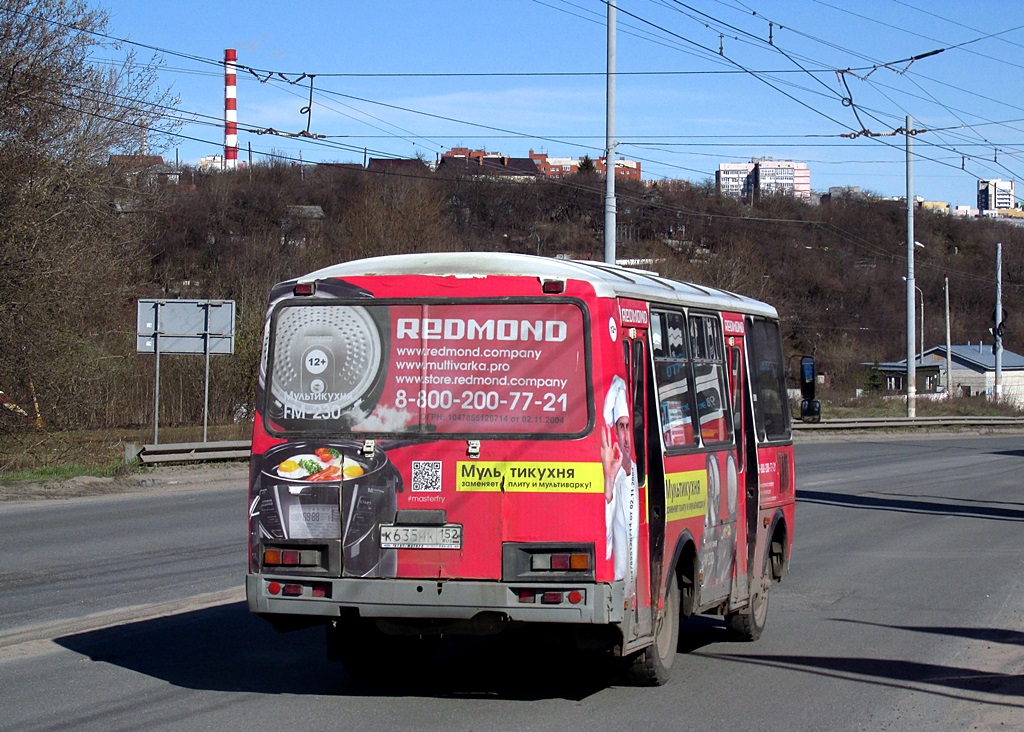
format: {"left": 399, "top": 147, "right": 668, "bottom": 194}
{"left": 300, "top": 252, "right": 779, "bottom": 319}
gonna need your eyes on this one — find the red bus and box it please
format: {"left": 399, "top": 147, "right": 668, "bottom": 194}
{"left": 246, "top": 253, "right": 799, "bottom": 684}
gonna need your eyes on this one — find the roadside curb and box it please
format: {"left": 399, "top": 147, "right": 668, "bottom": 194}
{"left": 0, "top": 587, "right": 246, "bottom": 659}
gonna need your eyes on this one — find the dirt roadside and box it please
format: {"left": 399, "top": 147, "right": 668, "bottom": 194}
{"left": 0, "top": 461, "right": 249, "bottom": 503}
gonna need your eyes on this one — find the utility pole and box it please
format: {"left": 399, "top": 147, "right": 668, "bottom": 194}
{"left": 995, "top": 242, "right": 1003, "bottom": 401}
{"left": 944, "top": 276, "right": 951, "bottom": 398}
{"left": 906, "top": 115, "right": 917, "bottom": 418}
{"left": 603, "top": 0, "right": 617, "bottom": 265}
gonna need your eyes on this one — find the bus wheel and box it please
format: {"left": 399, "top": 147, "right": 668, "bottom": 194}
{"left": 726, "top": 550, "right": 771, "bottom": 641}
{"left": 624, "top": 572, "right": 680, "bottom": 686}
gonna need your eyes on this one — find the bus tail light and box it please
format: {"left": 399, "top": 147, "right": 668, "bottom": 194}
{"left": 267, "top": 581, "right": 331, "bottom": 598}
{"left": 516, "top": 588, "right": 585, "bottom": 605}
{"left": 531, "top": 553, "right": 590, "bottom": 571}
{"left": 503, "top": 543, "right": 595, "bottom": 582}
{"left": 263, "top": 547, "right": 321, "bottom": 567}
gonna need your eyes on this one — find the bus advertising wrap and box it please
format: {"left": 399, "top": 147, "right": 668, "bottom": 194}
{"left": 251, "top": 283, "right": 597, "bottom": 579}
{"left": 265, "top": 299, "right": 588, "bottom": 436}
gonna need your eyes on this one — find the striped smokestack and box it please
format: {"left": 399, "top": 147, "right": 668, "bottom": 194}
{"left": 224, "top": 49, "right": 238, "bottom": 170}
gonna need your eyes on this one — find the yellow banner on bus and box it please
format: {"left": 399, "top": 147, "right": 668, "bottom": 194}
{"left": 456, "top": 462, "right": 604, "bottom": 493}
{"left": 665, "top": 470, "right": 707, "bottom": 521}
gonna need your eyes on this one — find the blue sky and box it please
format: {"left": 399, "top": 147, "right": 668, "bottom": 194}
{"left": 95, "top": 1, "right": 1024, "bottom": 208}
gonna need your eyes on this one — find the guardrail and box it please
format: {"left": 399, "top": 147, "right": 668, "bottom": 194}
{"left": 127, "top": 440, "right": 250, "bottom": 465}
{"left": 128, "top": 416, "right": 1024, "bottom": 464}
{"left": 792, "top": 415, "right": 1024, "bottom": 430}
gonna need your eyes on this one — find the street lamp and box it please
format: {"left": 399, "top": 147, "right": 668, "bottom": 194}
{"left": 903, "top": 276, "right": 924, "bottom": 364}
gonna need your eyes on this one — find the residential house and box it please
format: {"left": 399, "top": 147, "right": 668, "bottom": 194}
{"left": 436, "top": 154, "right": 539, "bottom": 181}
{"left": 367, "top": 158, "right": 431, "bottom": 176}
{"left": 866, "top": 343, "right": 1024, "bottom": 404}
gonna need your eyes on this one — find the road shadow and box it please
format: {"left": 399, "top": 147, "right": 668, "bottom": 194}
{"left": 878, "top": 491, "right": 1024, "bottom": 510}
{"left": 833, "top": 618, "right": 1024, "bottom": 647}
{"left": 698, "top": 615, "right": 1024, "bottom": 703}
{"left": 53, "top": 602, "right": 749, "bottom": 699}
{"left": 53, "top": 601, "right": 622, "bottom": 700}
{"left": 678, "top": 614, "right": 731, "bottom": 653}
{"left": 55, "top": 603, "right": 339, "bottom": 695}
{"left": 701, "top": 651, "right": 1024, "bottom": 700}
{"left": 797, "top": 489, "right": 1024, "bottom": 522}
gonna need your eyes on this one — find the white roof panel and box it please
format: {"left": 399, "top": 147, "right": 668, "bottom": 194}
{"left": 300, "top": 252, "right": 778, "bottom": 318}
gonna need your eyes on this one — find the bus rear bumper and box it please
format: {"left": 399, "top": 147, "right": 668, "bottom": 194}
{"left": 246, "top": 573, "right": 623, "bottom": 625}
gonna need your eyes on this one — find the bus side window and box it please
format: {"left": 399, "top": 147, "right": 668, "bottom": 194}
{"left": 689, "top": 314, "right": 733, "bottom": 445}
{"left": 748, "top": 319, "right": 791, "bottom": 442}
{"left": 730, "top": 346, "right": 743, "bottom": 443}
{"left": 631, "top": 339, "right": 646, "bottom": 485}
{"left": 652, "top": 310, "right": 697, "bottom": 449}
{"left": 730, "top": 347, "right": 742, "bottom": 415}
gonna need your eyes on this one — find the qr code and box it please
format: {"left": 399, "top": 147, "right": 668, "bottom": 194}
{"left": 411, "top": 461, "right": 443, "bottom": 492}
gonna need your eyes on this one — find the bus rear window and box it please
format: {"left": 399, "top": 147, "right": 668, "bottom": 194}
{"left": 264, "top": 299, "right": 591, "bottom": 437}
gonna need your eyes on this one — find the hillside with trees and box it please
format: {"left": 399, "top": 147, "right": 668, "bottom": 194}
{"left": 2, "top": 0, "right": 1023, "bottom": 442}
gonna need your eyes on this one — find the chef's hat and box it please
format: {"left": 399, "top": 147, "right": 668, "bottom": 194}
{"left": 603, "top": 375, "right": 629, "bottom": 427}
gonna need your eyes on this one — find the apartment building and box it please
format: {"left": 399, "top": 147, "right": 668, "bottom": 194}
{"left": 978, "top": 178, "right": 1016, "bottom": 212}
{"left": 595, "top": 156, "right": 642, "bottom": 183}
{"left": 716, "top": 162, "right": 754, "bottom": 198}
{"left": 528, "top": 150, "right": 580, "bottom": 179}
{"left": 527, "top": 149, "right": 642, "bottom": 182}
{"left": 716, "top": 158, "right": 811, "bottom": 200}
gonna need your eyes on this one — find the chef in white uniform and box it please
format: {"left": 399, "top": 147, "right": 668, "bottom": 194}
{"left": 601, "top": 375, "right": 639, "bottom": 596}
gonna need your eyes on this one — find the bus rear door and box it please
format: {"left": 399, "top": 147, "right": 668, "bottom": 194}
{"left": 723, "top": 312, "right": 751, "bottom": 605}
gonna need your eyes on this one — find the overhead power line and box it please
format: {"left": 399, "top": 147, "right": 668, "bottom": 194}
{"left": 16, "top": 0, "right": 1024, "bottom": 203}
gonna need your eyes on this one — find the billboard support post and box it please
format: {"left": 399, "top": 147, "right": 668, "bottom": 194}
{"left": 137, "top": 299, "right": 235, "bottom": 445}
{"left": 204, "top": 304, "right": 211, "bottom": 442}
{"left": 200, "top": 301, "right": 228, "bottom": 442}
{"left": 153, "top": 303, "right": 161, "bottom": 444}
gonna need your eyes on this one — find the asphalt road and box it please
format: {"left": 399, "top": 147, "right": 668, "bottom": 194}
{"left": 0, "top": 434, "right": 1021, "bottom": 731}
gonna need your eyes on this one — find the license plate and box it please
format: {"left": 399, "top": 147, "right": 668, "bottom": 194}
{"left": 379, "top": 524, "right": 462, "bottom": 549}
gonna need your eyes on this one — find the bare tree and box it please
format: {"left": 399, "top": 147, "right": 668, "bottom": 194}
{"left": 0, "top": 0, "right": 178, "bottom": 430}
{"left": 343, "top": 174, "right": 453, "bottom": 256}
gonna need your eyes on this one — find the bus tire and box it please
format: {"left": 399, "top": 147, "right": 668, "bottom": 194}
{"left": 726, "top": 549, "right": 771, "bottom": 641}
{"left": 624, "top": 571, "right": 680, "bottom": 686}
